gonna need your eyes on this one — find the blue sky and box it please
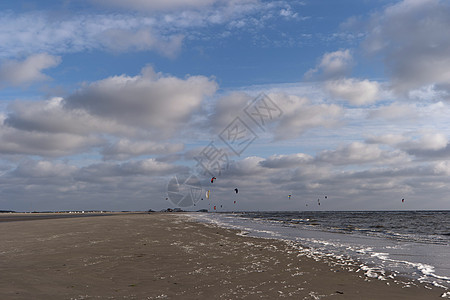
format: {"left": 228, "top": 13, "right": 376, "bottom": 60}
{"left": 1, "top": 0, "right": 450, "bottom": 212}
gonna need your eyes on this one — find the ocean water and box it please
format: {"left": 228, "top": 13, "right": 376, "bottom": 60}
{"left": 191, "top": 211, "right": 450, "bottom": 291}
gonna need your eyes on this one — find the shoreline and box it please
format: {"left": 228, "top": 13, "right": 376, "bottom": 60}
{"left": 0, "top": 212, "right": 149, "bottom": 223}
{"left": 0, "top": 213, "right": 447, "bottom": 299}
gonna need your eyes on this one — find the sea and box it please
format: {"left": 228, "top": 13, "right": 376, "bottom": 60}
{"left": 191, "top": 211, "right": 450, "bottom": 291}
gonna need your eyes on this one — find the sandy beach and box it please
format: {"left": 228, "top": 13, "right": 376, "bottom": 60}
{"left": 0, "top": 213, "right": 446, "bottom": 299}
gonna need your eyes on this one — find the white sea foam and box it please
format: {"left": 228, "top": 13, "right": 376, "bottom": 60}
{"left": 187, "top": 212, "right": 450, "bottom": 290}
{"left": 441, "top": 291, "right": 450, "bottom": 298}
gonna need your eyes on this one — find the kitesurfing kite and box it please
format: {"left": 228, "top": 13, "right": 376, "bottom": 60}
{"left": 402, "top": 198, "right": 405, "bottom": 203}
{"left": 288, "top": 194, "right": 292, "bottom": 199}
{"left": 211, "top": 177, "right": 216, "bottom": 183}
{"left": 234, "top": 188, "right": 238, "bottom": 194}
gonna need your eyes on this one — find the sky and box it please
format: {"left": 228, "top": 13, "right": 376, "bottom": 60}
{"left": 1, "top": 0, "right": 450, "bottom": 212}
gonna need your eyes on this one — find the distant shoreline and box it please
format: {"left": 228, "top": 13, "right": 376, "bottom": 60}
{"left": 1, "top": 209, "right": 449, "bottom": 223}
{"left": 0, "top": 211, "right": 144, "bottom": 223}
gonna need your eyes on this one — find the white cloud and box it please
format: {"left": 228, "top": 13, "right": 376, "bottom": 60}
{"left": 362, "top": 0, "right": 450, "bottom": 95}
{"left": 0, "top": 2, "right": 299, "bottom": 60}
{"left": 209, "top": 92, "right": 343, "bottom": 141}
{"left": 259, "top": 153, "right": 313, "bottom": 169}
{"left": 75, "top": 159, "right": 187, "bottom": 183}
{"left": 90, "top": 0, "right": 223, "bottom": 12}
{"left": 316, "top": 142, "right": 409, "bottom": 166}
{"left": 305, "top": 49, "right": 353, "bottom": 80}
{"left": 0, "top": 122, "right": 103, "bottom": 157}
{"left": 102, "top": 139, "right": 184, "bottom": 160}
{"left": 399, "top": 132, "right": 448, "bottom": 152}
{"left": 366, "top": 134, "right": 409, "bottom": 146}
{"left": 66, "top": 66, "right": 217, "bottom": 138}
{"left": 0, "top": 12, "right": 180, "bottom": 58}
{"left": 225, "top": 156, "right": 266, "bottom": 177}
{"left": 208, "top": 92, "right": 253, "bottom": 134}
{"left": 5, "top": 97, "right": 134, "bottom": 136}
{"left": 368, "top": 103, "right": 418, "bottom": 121}
{"left": 271, "top": 93, "right": 343, "bottom": 140}
{"left": 100, "top": 29, "right": 184, "bottom": 58}
{"left": 0, "top": 53, "right": 61, "bottom": 87}
{"left": 366, "top": 131, "right": 449, "bottom": 155}
{"left": 0, "top": 66, "right": 217, "bottom": 158}
{"left": 325, "top": 78, "right": 381, "bottom": 105}
{"left": 12, "top": 160, "right": 77, "bottom": 178}
{"left": 433, "top": 161, "right": 450, "bottom": 175}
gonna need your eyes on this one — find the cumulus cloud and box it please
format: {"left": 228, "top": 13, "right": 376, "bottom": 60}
{"left": 5, "top": 97, "right": 133, "bottom": 136}
{"left": 208, "top": 92, "right": 343, "bottom": 141}
{"left": 362, "top": 0, "right": 450, "bottom": 95}
{"left": 271, "top": 93, "right": 343, "bottom": 140}
{"left": 366, "top": 131, "right": 449, "bottom": 158}
{"left": 101, "top": 139, "right": 184, "bottom": 160}
{"left": 4, "top": 66, "right": 217, "bottom": 140}
{"left": 433, "top": 161, "right": 450, "bottom": 175}
{"left": 0, "top": 66, "right": 216, "bottom": 158}
{"left": 259, "top": 153, "right": 313, "bottom": 169}
{"left": 0, "top": 53, "right": 61, "bottom": 87}
{"left": 325, "top": 78, "right": 381, "bottom": 105}
{"left": 208, "top": 92, "right": 253, "bottom": 134}
{"left": 74, "top": 159, "right": 187, "bottom": 183}
{"left": 0, "top": 122, "right": 103, "bottom": 157}
{"left": 399, "top": 132, "right": 448, "bottom": 152}
{"left": 305, "top": 49, "right": 353, "bottom": 80}
{"left": 316, "top": 142, "right": 409, "bottom": 166}
{"left": 225, "top": 156, "right": 266, "bottom": 177}
{"left": 12, "top": 160, "right": 77, "bottom": 178}
{"left": 66, "top": 66, "right": 217, "bottom": 138}
{"left": 366, "top": 134, "right": 409, "bottom": 146}
{"left": 368, "top": 103, "right": 418, "bottom": 121}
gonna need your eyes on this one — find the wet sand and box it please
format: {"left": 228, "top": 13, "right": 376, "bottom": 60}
{"left": 0, "top": 213, "right": 446, "bottom": 299}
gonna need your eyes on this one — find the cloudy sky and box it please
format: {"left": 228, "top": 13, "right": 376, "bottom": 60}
{"left": 1, "top": 0, "right": 450, "bottom": 212}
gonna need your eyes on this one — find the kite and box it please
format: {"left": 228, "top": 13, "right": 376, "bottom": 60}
{"left": 234, "top": 188, "right": 239, "bottom": 194}
{"left": 211, "top": 177, "right": 216, "bottom": 183}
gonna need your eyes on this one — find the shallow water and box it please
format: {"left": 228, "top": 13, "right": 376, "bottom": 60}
{"left": 191, "top": 211, "right": 450, "bottom": 290}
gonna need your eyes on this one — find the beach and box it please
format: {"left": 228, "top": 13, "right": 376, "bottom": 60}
{"left": 0, "top": 213, "right": 446, "bottom": 299}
